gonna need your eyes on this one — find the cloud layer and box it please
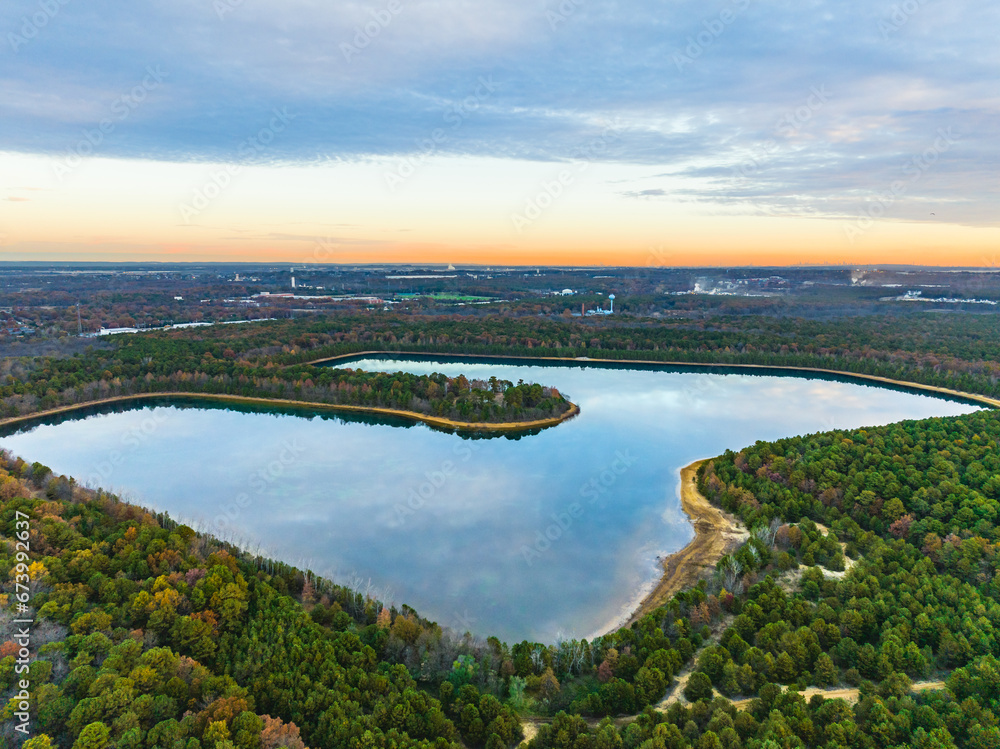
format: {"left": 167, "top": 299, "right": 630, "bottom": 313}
{"left": 2, "top": 0, "right": 998, "bottom": 226}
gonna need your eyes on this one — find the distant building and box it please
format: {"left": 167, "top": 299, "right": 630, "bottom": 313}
{"left": 584, "top": 294, "right": 616, "bottom": 316}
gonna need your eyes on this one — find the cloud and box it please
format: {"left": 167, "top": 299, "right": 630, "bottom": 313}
{"left": 1, "top": 0, "right": 998, "bottom": 225}
{"left": 621, "top": 188, "right": 668, "bottom": 199}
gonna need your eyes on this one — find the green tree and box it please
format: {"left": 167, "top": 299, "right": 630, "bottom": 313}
{"left": 72, "top": 722, "right": 111, "bottom": 749}
{"left": 814, "top": 653, "right": 838, "bottom": 686}
{"left": 683, "top": 673, "right": 714, "bottom": 702}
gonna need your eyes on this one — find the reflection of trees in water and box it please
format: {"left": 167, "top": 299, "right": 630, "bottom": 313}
{"left": 0, "top": 396, "right": 549, "bottom": 440}
{"left": 328, "top": 353, "right": 988, "bottom": 409}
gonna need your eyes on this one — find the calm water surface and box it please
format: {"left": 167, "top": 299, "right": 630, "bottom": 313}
{"left": 0, "top": 357, "right": 983, "bottom": 642}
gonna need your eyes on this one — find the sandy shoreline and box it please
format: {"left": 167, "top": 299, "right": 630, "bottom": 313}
{"left": 0, "top": 392, "right": 580, "bottom": 434}
{"left": 584, "top": 545, "right": 668, "bottom": 640}
{"left": 621, "top": 459, "right": 749, "bottom": 627}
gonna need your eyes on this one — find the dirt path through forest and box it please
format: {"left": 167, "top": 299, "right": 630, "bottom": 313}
{"left": 520, "top": 680, "right": 950, "bottom": 744}
{"left": 727, "top": 680, "right": 948, "bottom": 709}
{"left": 520, "top": 678, "right": 950, "bottom": 745}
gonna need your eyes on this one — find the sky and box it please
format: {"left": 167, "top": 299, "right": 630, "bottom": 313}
{"left": 1, "top": 0, "right": 998, "bottom": 267}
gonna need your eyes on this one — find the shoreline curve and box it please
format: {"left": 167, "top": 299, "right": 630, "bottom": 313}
{"left": 622, "top": 459, "right": 748, "bottom": 628}
{"left": 0, "top": 392, "right": 580, "bottom": 434}
{"left": 311, "top": 350, "right": 1000, "bottom": 632}
{"left": 306, "top": 350, "right": 1000, "bottom": 410}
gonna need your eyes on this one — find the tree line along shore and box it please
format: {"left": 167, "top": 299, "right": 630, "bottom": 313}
{"left": 7, "top": 311, "right": 1000, "bottom": 428}
{"left": 0, "top": 392, "right": 580, "bottom": 435}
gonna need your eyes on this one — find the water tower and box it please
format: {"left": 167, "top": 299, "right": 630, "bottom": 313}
{"left": 608, "top": 294, "right": 615, "bottom": 313}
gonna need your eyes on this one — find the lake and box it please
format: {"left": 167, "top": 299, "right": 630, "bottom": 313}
{"left": 0, "top": 356, "right": 984, "bottom": 643}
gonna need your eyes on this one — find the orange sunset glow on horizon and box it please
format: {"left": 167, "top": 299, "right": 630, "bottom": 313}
{"left": 2, "top": 153, "right": 998, "bottom": 269}
{"left": 1, "top": 2, "right": 997, "bottom": 268}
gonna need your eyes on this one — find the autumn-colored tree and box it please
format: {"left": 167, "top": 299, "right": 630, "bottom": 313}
{"left": 23, "top": 737, "right": 55, "bottom": 749}
{"left": 203, "top": 720, "right": 232, "bottom": 747}
{"left": 786, "top": 526, "right": 804, "bottom": 549}
{"left": 596, "top": 659, "right": 614, "bottom": 683}
{"left": 922, "top": 532, "right": 943, "bottom": 561}
{"left": 706, "top": 595, "right": 721, "bottom": 619}
{"left": 889, "top": 513, "right": 914, "bottom": 538}
{"left": 198, "top": 697, "right": 252, "bottom": 733}
{"left": 391, "top": 613, "right": 421, "bottom": 644}
{"left": 260, "top": 716, "right": 307, "bottom": 749}
{"left": 603, "top": 648, "right": 619, "bottom": 670}
{"left": 539, "top": 668, "right": 560, "bottom": 700}
{"left": 774, "top": 524, "right": 791, "bottom": 548}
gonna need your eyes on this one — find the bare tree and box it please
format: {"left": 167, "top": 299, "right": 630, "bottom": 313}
{"left": 722, "top": 556, "right": 743, "bottom": 591}
{"left": 766, "top": 518, "right": 781, "bottom": 546}
{"left": 530, "top": 646, "right": 545, "bottom": 672}
{"left": 562, "top": 640, "right": 585, "bottom": 675}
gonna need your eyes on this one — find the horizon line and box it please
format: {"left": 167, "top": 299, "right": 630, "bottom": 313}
{"left": 1, "top": 260, "right": 1000, "bottom": 272}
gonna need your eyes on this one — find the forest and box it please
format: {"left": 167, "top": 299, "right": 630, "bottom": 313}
{"left": 268, "top": 313, "right": 1000, "bottom": 401}
{"left": 6, "top": 309, "right": 1000, "bottom": 429}
{"left": 4, "top": 311, "right": 1000, "bottom": 748}
{"left": 0, "top": 327, "right": 571, "bottom": 427}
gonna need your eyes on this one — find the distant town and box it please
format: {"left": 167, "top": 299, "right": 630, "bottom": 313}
{"left": 1, "top": 263, "right": 998, "bottom": 346}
